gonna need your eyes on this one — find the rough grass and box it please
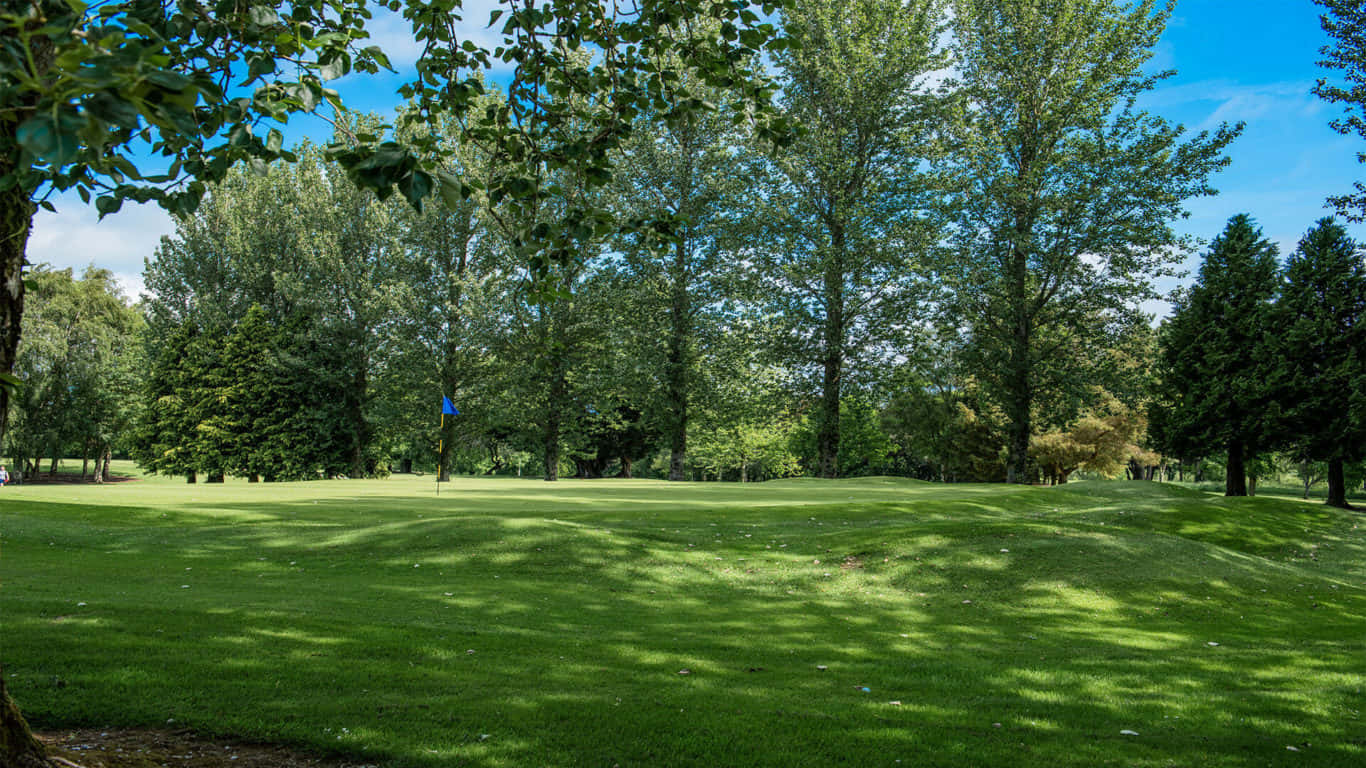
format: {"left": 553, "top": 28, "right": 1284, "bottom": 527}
{"left": 2, "top": 469, "right": 1363, "bottom": 767}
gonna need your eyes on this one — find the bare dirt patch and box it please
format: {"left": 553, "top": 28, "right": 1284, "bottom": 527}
{"left": 36, "top": 729, "right": 378, "bottom": 768}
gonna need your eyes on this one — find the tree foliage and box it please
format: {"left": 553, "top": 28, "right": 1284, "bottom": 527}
{"left": 1314, "top": 0, "right": 1366, "bottom": 219}
{"left": 747, "top": 0, "right": 943, "bottom": 478}
{"left": 1271, "top": 217, "right": 1366, "bottom": 507}
{"left": 938, "top": 0, "right": 1240, "bottom": 483}
{"left": 4, "top": 265, "right": 140, "bottom": 479}
{"left": 1154, "top": 214, "right": 1280, "bottom": 497}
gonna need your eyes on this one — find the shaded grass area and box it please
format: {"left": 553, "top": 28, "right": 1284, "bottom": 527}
{"left": 2, "top": 476, "right": 1363, "bottom": 767}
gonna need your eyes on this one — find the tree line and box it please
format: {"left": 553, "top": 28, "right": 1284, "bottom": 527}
{"left": 7, "top": 0, "right": 1256, "bottom": 489}
{"left": 3, "top": 0, "right": 1365, "bottom": 506}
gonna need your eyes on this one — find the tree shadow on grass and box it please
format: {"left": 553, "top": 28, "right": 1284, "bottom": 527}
{"left": 4, "top": 482, "right": 1364, "bottom": 767}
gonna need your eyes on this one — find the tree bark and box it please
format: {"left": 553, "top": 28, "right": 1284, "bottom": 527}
{"left": 0, "top": 137, "right": 33, "bottom": 456}
{"left": 437, "top": 417, "right": 454, "bottom": 483}
{"left": 186, "top": 470, "right": 197, "bottom": 484}
{"left": 1327, "top": 457, "right": 1351, "bottom": 509}
{"left": 1225, "top": 441, "right": 1247, "bottom": 496}
{"left": 665, "top": 235, "right": 690, "bottom": 482}
{"left": 1, "top": 664, "right": 48, "bottom": 768}
{"left": 0, "top": 29, "right": 56, "bottom": 765}
{"left": 817, "top": 226, "right": 845, "bottom": 480}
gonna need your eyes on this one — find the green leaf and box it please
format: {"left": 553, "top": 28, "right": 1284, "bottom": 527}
{"left": 83, "top": 92, "right": 141, "bottom": 129}
{"left": 397, "top": 169, "right": 433, "bottom": 207}
{"left": 435, "top": 170, "right": 466, "bottom": 208}
{"left": 146, "top": 70, "right": 192, "bottom": 92}
{"left": 95, "top": 195, "right": 122, "bottom": 217}
{"left": 266, "top": 128, "right": 283, "bottom": 153}
{"left": 16, "top": 112, "right": 83, "bottom": 166}
{"left": 319, "top": 55, "right": 347, "bottom": 82}
{"left": 250, "top": 6, "right": 278, "bottom": 26}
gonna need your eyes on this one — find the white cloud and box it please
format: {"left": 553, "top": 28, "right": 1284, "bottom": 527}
{"left": 27, "top": 196, "right": 174, "bottom": 303}
{"left": 362, "top": 2, "right": 512, "bottom": 73}
{"left": 1140, "top": 79, "right": 1319, "bottom": 133}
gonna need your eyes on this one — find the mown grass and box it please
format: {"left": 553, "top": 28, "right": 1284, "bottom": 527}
{"left": 2, "top": 470, "right": 1363, "bottom": 767}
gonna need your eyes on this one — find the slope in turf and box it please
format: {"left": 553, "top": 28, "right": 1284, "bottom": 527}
{"left": 2, "top": 475, "right": 1362, "bottom": 767}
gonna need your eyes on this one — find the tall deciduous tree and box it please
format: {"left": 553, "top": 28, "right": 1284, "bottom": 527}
{"left": 1273, "top": 218, "right": 1366, "bottom": 508}
{"left": 611, "top": 72, "right": 749, "bottom": 481}
{"left": 378, "top": 108, "right": 506, "bottom": 482}
{"left": 939, "top": 0, "right": 1240, "bottom": 483}
{"left": 3, "top": 266, "right": 140, "bottom": 478}
{"left": 1315, "top": 0, "right": 1366, "bottom": 219}
{"left": 749, "top": 0, "right": 943, "bottom": 478}
{"left": 1156, "top": 214, "right": 1280, "bottom": 497}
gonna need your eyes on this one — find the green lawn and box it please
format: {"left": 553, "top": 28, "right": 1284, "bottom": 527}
{"left": 2, "top": 472, "right": 1363, "bottom": 767}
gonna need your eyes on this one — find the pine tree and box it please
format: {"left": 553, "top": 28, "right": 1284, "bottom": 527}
{"left": 1156, "top": 214, "right": 1280, "bottom": 496}
{"left": 1273, "top": 218, "right": 1366, "bottom": 508}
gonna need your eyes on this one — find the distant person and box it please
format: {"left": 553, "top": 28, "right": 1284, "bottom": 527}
{"left": 0, "top": 466, "right": 8, "bottom": 486}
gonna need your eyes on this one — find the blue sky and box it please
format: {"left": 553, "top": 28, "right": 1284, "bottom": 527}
{"left": 26, "top": 0, "right": 1364, "bottom": 315}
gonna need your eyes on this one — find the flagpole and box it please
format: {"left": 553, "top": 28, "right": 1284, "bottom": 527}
{"left": 437, "top": 411, "right": 444, "bottom": 497}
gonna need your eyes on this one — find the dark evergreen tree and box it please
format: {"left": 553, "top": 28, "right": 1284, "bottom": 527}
{"left": 1273, "top": 218, "right": 1366, "bottom": 508}
{"left": 1155, "top": 214, "right": 1280, "bottom": 496}
{"left": 132, "top": 322, "right": 213, "bottom": 483}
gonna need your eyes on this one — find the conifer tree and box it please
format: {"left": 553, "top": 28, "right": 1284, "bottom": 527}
{"left": 1273, "top": 218, "right": 1366, "bottom": 508}
{"left": 1156, "top": 214, "right": 1280, "bottom": 496}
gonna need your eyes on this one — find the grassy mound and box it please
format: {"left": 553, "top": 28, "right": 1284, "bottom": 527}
{"left": 2, "top": 475, "right": 1362, "bottom": 767}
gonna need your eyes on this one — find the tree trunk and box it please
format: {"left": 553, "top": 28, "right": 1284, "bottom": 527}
{"left": 817, "top": 227, "right": 845, "bottom": 480}
{"left": 1247, "top": 476, "right": 1257, "bottom": 496}
{"left": 248, "top": 474, "right": 260, "bottom": 483}
{"left": 0, "top": 33, "right": 57, "bottom": 764}
{"left": 81, "top": 446, "right": 90, "bottom": 480}
{"left": 0, "top": 147, "right": 33, "bottom": 456}
{"left": 618, "top": 456, "right": 633, "bottom": 479}
{"left": 186, "top": 470, "right": 197, "bottom": 484}
{"left": 543, "top": 415, "right": 560, "bottom": 482}
{"left": 666, "top": 236, "right": 690, "bottom": 482}
{"left": 1327, "top": 457, "right": 1351, "bottom": 509}
{"left": 1, "top": 664, "right": 48, "bottom": 768}
{"left": 207, "top": 472, "right": 224, "bottom": 483}
{"left": 348, "top": 362, "right": 369, "bottom": 479}
{"left": 1225, "top": 441, "right": 1247, "bottom": 496}
{"left": 437, "top": 418, "right": 453, "bottom": 483}
{"left": 1003, "top": 212, "right": 1035, "bottom": 484}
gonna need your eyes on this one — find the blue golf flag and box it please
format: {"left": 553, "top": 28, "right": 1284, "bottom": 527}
{"left": 442, "top": 396, "right": 459, "bottom": 416}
